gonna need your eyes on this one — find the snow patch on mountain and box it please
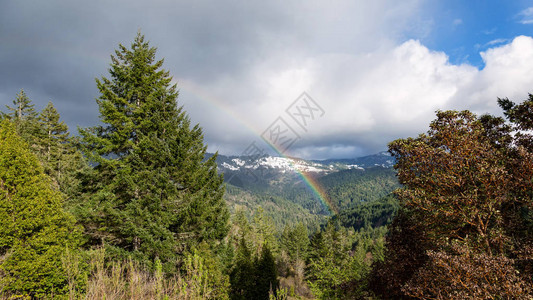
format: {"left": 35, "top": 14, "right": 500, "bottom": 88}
{"left": 232, "top": 158, "right": 245, "bottom": 166}
{"left": 216, "top": 151, "right": 394, "bottom": 177}
{"left": 222, "top": 162, "right": 239, "bottom": 171}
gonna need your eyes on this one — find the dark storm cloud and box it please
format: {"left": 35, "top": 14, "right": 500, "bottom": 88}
{"left": 0, "top": 0, "right": 296, "bottom": 127}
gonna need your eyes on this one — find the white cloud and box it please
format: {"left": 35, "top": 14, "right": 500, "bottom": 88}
{"left": 485, "top": 38, "right": 509, "bottom": 47}
{"left": 473, "top": 36, "right": 533, "bottom": 109}
{"left": 199, "top": 36, "right": 533, "bottom": 158}
{"left": 518, "top": 7, "right": 533, "bottom": 24}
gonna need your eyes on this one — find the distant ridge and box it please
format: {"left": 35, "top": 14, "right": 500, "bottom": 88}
{"left": 208, "top": 150, "right": 395, "bottom": 179}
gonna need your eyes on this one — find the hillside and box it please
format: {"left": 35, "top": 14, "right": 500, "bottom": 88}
{"left": 213, "top": 152, "right": 400, "bottom": 229}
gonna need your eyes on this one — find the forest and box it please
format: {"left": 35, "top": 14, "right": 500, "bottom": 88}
{"left": 0, "top": 33, "right": 532, "bottom": 299}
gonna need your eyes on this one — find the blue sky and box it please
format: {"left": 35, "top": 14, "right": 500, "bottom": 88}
{"left": 1, "top": 1, "right": 533, "bottom": 159}
{"left": 420, "top": 1, "right": 533, "bottom": 67}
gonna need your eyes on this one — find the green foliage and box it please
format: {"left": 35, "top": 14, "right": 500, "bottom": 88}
{"left": 0, "top": 120, "right": 80, "bottom": 298}
{"left": 227, "top": 208, "right": 279, "bottom": 257}
{"left": 229, "top": 238, "right": 278, "bottom": 300}
{"left": 227, "top": 211, "right": 281, "bottom": 300}
{"left": 269, "top": 286, "right": 288, "bottom": 300}
{"left": 306, "top": 222, "right": 385, "bottom": 299}
{"left": 230, "top": 238, "right": 255, "bottom": 300}
{"left": 280, "top": 222, "right": 310, "bottom": 264}
{"left": 224, "top": 184, "right": 326, "bottom": 231}
{"left": 77, "top": 246, "right": 228, "bottom": 299}
{"left": 2, "top": 92, "right": 88, "bottom": 203}
{"left": 224, "top": 167, "right": 399, "bottom": 234}
{"left": 318, "top": 167, "right": 399, "bottom": 212}
{"left": 390, "top": 111, "right": 510, "bottom": 252}
{"left": 252, "top": 207, "right": 279, "bottom": 255}
{"left": 254, "top": 244, "right": 278, "bottom": 300}
{"left": 76, "top": 32, "right": 229, "bottom": 269}
{"left": 35, "top": 101, "right": 88, "bottom": 196}
{"left": 0, "top": 36, "right": 413, "bottom": 299}
{"left": 179, "top": 248, "right": 230, "bottom": 300}
{"left": 3, "top": 89, "right": 38, "bottom": 144}
{"left": 333, "top": 194, "right": 399, "bottom": 232}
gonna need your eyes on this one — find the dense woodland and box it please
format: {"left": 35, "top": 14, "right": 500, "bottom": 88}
{"left": 0, "top": 33, "right": 532, "bottom": 299}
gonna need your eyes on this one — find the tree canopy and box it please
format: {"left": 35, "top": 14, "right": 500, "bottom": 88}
{"left": 372, "top": 107, "right": 533, "bottom": 298}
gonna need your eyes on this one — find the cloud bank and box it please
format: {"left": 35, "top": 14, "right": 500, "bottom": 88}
{"left": 197, "top": 36, "right": 533, "bottom": 159}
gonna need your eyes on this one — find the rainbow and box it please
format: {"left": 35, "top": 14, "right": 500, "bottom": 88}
{"left": 178, "top": 79, "right": 337, "bottom": 215}
{"left": 263, "top": 144, "right": 337, "bottom": 215}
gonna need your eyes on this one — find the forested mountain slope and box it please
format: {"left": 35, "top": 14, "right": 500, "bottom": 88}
{"left": 216, "top": 151, "right": 400, "bottom": 229}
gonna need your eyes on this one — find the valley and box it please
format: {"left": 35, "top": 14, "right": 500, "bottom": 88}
{"left": 215, "top": 151, "right": 400, "bottom": 230}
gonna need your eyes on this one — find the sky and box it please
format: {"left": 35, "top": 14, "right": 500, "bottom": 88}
{"left": 1, "top": 0, "right": 533, "bottom": 159}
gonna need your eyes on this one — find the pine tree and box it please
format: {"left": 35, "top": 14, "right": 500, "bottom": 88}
{"left": 307, "top": 223, "right": 361, "bottom": 299}
{"left": 230, "top": 238, "right": 255, "bottom": 300}
{"left": 0, "top": 120, "right": 80, "bottom": 298}
{"left": 4, "top": 89, "right": 38, "bottom": 145}
{"left": 36, "top": 102, "right": 88, "bottom": 198}
{"left": 254, "top": 244, "right": 278, "bottom": 300}
{"left": 252, "top": 207, "right": 278, "bottom": 255}
{"left": 77, "top": 32, "right": 229, "bottom": 269}
{"left": 38, "top": 102, "right": 68, "bottom": 162}
{"left": 35, "top": 102, "right": 71, "bottom": 189}
{"left": 281, "top": 223, "right": 309, "bottom": 263}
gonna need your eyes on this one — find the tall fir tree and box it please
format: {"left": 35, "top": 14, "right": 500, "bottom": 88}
{"left": 77, "top": 32, "right": 229, "bottom": 269}
{"left": 281, "top": 222, "right": 309, "bottom": 264}
{"left": 37, "top": 102, "right": 69, "bottom": 167}
{"left": 229, "top": 237, "right": 255, "bottom": 300}
{"left": 35, "top": 101, "right": 85, "bottom": 194}
{"left": 3, "top": 89, "right": 38, "bottom": 145}
{"left": 254, "top": 244, "right": 278, "bottom": 300}
{"left": 252, "top": 207, "right": 278, "bottom": 255}
{"left": 0, "top": 120, "right": 80, "bottom": 298}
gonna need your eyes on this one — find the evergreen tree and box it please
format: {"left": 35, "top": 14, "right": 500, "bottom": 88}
{"left": 307, "top": 222, "right": 376, "bottom": 299}
{"left": 3, "top": 89, "right": 38, "bottom": 145}
{"left": 37, "top": 102, "right": 69, "bottom": 168}
{"left": 229, "top": 238, "right": 255, "bottom": 300}
{"left": 0, "top": 120, "right": 80, "bottom": 298}
{"left": 252, "top": 207, "right": 279, "bottom": 255}
{"left": 254, "top": 244, "right": 278, "bottom": 300}
{"left": 35, "top": 101, "right": 85, "bottom": 194}
{"left": 77, "top": 32, "right": 228, "bottom": 269}
{"left": 281, "top": 223, "right": 309, "bottom": 263}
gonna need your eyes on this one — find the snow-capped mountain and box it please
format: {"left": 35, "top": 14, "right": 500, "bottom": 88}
{"left": 208, "top": 151, "right": 395, "bottom": 187}
{"left": 219, "top": 155, "right": 362, "bottom": 174}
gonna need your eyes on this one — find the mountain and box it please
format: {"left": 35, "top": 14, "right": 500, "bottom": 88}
{"left": 212, "top": 151, "right": 394, "bottom": 180}
{"left": 210, "top": 152, "right": 399, "bottom": 229}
